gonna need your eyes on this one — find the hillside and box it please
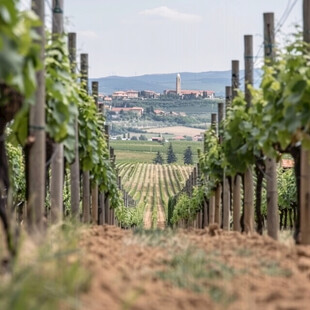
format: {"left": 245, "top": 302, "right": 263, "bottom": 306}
{"left": 90, "top": 69, "right": 261, "bottom": 96}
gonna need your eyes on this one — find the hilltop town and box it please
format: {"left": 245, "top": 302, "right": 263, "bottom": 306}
{"left": 97, "top": 73, "right": 216, "bottom": 123}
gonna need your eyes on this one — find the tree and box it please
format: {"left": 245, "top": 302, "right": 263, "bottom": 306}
{"left": 153, "top": 151, "right": 164, "bottom": 165}
{"left": 131, "top": 136, "right": 138, "bottom": 140}
{"left": 183, "top": 146, "right": 193, "bottom": 165}
{"left": 139, "top": 134, "right": 147, "bottom": 141}
{"left": 167, "top": 143, "right": 177, "bottom": 164}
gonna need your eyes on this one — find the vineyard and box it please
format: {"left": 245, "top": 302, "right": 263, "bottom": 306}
{"left": 116, "top": 163, "right": 192, "bottom": 229}
{"left": 1, "top": 1, "right": 310, "bottom": 310}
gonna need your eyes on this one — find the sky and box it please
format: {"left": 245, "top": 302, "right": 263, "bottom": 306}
{"left": 22, "top": 0, "right": 302, "bottom": 78}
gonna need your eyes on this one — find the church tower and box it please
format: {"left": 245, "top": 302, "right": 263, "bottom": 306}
{"left": 176, "top": 73, "right": 181, "bottom": 95}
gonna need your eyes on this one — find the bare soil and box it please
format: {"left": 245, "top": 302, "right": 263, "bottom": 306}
{"left": 80, "top": 225, "right": 310, "bottom": 310}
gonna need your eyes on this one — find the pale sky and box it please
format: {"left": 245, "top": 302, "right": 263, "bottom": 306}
{"left": 23, "top": 0, "right": 302, "bottom": 78}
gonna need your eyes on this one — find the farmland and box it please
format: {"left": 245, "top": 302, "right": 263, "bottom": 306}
{"left": 117, "top": 163, "right": 193, "bottom": 228}
{"left": 111, "top": 140, "right": 202, "bottom": 164}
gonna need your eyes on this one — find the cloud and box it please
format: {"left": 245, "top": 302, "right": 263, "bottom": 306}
{"left": 79, "top": 31, "right": 100, "bottom": 39}
{"left": 139, "top": 6, "right": 202, "bottom": 23}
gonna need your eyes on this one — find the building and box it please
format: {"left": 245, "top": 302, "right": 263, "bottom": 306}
{"left": 164, "top": 73, "right": 215, "bottom": 99}
{"left": 126, "top": 90, "right": 139, "bottom": 99}
{"left": 111, "top": 107, "right": 144, "bottom": 117}
{"left": 176, "top": 73, "right": 181, "bottom": 95}
{"left": 112, "top": 90, "right": 139, "bottom": 100}
{"left": 140, "top": 90, "right": 160, "bottom": 99}
{"left": 112, "top": 91, "right": 128, "bottom": 100}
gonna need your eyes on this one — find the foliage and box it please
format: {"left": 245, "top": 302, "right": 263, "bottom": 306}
{"left": 45, "top": 34, "right": 79, "bottom": 162}
{"left": 78, "top": 87, "right": 120, "bottom": 208}
{"left": 199, "top": 129, "right": 223, "bottom": 196}
{"left": 153, "top": 151, "right": 164, "bottom": 165}
{"left": 6, "top": 141, "right": 25, "bottom": 206}
{"left": 167, "top": 142, "right": 177, "bottom": 164}
{"left": 139, "top": 134, "right": 148, "bottom": 141}
{"left": 0, "top": 223, "right": 90, "bottom": 310}
{"left": 183, "top": 146, "right": 193, "bottom": 165}
{"left": 0, "top": 1, "right": 40, "bottom": 102}
{"left": 277, "top": 167, "right": 297, "bottom": 211}
{"left": 171, "top": 187, "right": 204, "bottom": 224}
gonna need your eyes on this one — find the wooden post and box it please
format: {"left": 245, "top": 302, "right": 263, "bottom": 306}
{"left": 263, "top": 14, "right": 279, "bottom": 240}
{"left": 220, "top": 95, "right": 230, "bottom": 230}
{"left": 215, "top": 184, "right": 222, "bottom": 226}
{"left": 50, "top": 0, "right": 65, "bottom": 224}
{"left": 193, "top": 167, "right": 197, "bottom": 186}
{"left": 233, "top": 175, "right": 241, "bottom": 231}
{"left": 232, "top": 60, "right": 239, "bottom": 99}
{"left": 211, "top": 113, "right": 217, "bottom": 132}
{"left": 231, "top": 61, "right": 242, "bottom": 232}
{"left": 68, "top": 33, "right": 80, "bottom": 221}
{"left": 209, "top": 195, "right": 215, "bottom": 224}
{"left": 104, "top": 124, "right": 110, "bottom": 224}
{"left": 203, "top": 198, "right": 208, "bottom": 227}
{"left": 91, "top": 82, "right": 99, "bottom": 224}
{"left": 301, "top": 1, "right": 310, "bottom": 244}
{"left": 244, "top": 35, "right": 253, "bottom": 107}
{"left": 225, "top": 86, "right": 232, "bottom": 109}
{"left": 242, "top": 35, "right": 255, "bottom": 234}
{"left": 28, "top": 0, "right": 46, "bottom": 231}
{"left": 92, "top": 81, "right": 99, "bottom": 108}
{"left": 81, "top": 53, "right": 90, "bottom": 223}
{"left": 218, "top": 102, "right": 224, "bottom": 143}
{"left": 98, "top": 193, "right": 105, "bottom": 225}
{"left": 223, "top": 178, "right": 230, "bottom": 231}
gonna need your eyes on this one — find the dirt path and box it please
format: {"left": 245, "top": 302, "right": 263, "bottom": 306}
{"left": 156, "top": 165, "right": 166, "bottom": 229}
{"left": 143, "top": 165, "right": 154, "bottom": 229}
{"left": 80, "top": 226, "right": 310, "bottom": 310}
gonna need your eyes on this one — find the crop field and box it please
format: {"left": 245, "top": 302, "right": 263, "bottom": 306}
{"left": 111, "top": 140, "right": 202, "bottom": 164}
{"left": 145, "top": 126, "right": 204, "bottom": 137}
{"left": 117, "top": 163, "right": 193, "bottom": 228}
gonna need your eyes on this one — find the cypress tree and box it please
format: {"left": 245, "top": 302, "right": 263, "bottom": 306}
{"left": 183, "top": 146, "right": 193, "bottom": 165}
{"left": 167, "top": 143, "right": 177, "bottom": 164}
{"left": 153, "top": 151, "right": 164, "bottom": 164}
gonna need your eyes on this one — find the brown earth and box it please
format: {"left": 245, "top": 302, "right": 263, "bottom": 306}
{"left": 79, "top": 225, "right": 310, "bottom": 310}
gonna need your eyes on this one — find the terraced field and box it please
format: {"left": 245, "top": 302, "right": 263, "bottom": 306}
{"left": 117, "top": 163, "right": 193, "bottom": 228}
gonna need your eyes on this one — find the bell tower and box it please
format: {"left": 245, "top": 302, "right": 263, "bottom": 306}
{"left": 176, "top": 73, "right": 181, "bottom": 95}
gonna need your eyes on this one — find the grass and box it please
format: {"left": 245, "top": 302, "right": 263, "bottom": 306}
{"left": 0, "top": 223, "right": 90, "bottom": 310}
{"left": 260, "top": 260, "right": 292, "bottom": 277}
{"left": 110, "top": 140, "right": 201, "bottom": 164}
{"left": 157, "top": 247, "right": 236, "bottom": 305}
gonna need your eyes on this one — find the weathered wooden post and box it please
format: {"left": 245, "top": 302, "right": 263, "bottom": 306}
{"left": 104, "top": 124, "right": 111, "bottom": 224}
{"left": 232, "top": 60, "right": 239, "bottom": 98}
{"left": 215, "top": 184, "right": 222, "bottom": 226}
{"left": 81, "top": 53, "right": 90, "bottom": 224}
{"left": 263, "top": 14, "right": 279, "bottom": 240}
{"left": 91, "top": 81, "right": 99, "bottom": 224}
{"left": 209, "top": 113, "right": 218, "bottom": 225}
{"left": 50, "top": 0, "right": 64, "bottom": 224}
{"left": 301, "top": 1, "right": 310, "bottom": 244}
{"left": 28, "top": 0, "right": 46, "bottom": 231}
{"left": 243, "top": 36, "right": 255, "bottom": 234}
{"left": 220, "top": 97, "right": 230, "bottom": 231}
{"left": 68, "top": 33, "right": 80, "bottom": 221}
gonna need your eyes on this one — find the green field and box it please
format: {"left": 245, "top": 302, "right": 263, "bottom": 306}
{"left": 110, "top": 140, "right": 202, "bottom": 164}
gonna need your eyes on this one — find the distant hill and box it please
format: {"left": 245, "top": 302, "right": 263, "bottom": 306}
{"left": 90, "top": 70, "right": 261, "bottom": 96}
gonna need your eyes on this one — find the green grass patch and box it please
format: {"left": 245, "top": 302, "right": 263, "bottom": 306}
{"left": 111, "top": 140, "right": 201, "bottom": 164}
{"left": 157, "top": 247, "right": 236, "bottom": 304}
{"left": 260, "top": 260, "right": 292, "bottom": 277}
{"left": 0, "top": 223, "right": 90, "bottom": 310}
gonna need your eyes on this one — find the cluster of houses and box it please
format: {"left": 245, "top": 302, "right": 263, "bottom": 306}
{"left": 97, "top": 74, "right": 216, "bottom": 103}
{"left": 107, "top": 107, "right": 188, "bottom": 119}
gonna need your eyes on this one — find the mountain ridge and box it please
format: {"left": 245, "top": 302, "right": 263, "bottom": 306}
{"left": 90, "top": 69, "right": 261, "bottom": 96}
